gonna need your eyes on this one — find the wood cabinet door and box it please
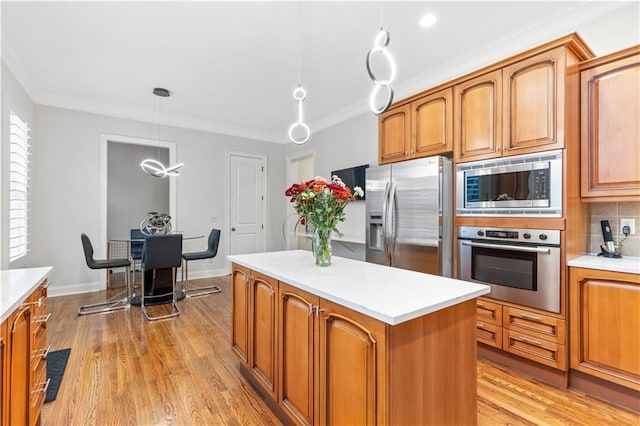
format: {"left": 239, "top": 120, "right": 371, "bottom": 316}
{"left": 7, "top": 307, "right": 31, "bottom": 426}
{"left": 503, "top": 47, "right": 565, "bottom": 154}
{"left": 580, "top": 49, "right": 640, "bottom": 200}
{"left": 278, "top": 283, "right": 319, "bottom": 426}
{"left": 570, "top": 268, "right": 640, "bottom": 390}
{"left": 318, "top": 300, "right": 385, "bottom": 426}
{"left": 379, "top": 105, "right": 411, "bottom": 165}
{"left": 231, "top": 264, "right": 250, "bottom": 366}
{"left": 411, "top": 87, "right": 453, "bottom": 158}
{"left": 249, "top": 272, "right": 277, "bottom": 397}
{"left": 454, "top": 70, "right": 503, "bottom": 162}
{"left": 1, "top": 320, "right": 5, "bottom": 426}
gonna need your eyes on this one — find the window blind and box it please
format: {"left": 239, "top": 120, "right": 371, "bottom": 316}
{"left": 9, "top": 111, "right": 30, "bottom": 262}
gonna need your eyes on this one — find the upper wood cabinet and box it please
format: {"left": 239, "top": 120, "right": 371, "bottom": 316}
{"left": 503, "top": 47, "right": 566, "bottom": 154}
{"left": 570, "top": 267, "right": 640, "bottom": 391}
{"left": 456, "top": 46, "right": 569, "bottom": 163}
{"left": 454, "top": 70, "right": 503, "bottom": 161}
{"left": 379, "top": 88, "right": 453, "bottom": 165}
{"left": 580, "top": 45, "right": 640, "bottom": 201}
{"left": 379, "top": 105, "right": 411, "bottom": 164}
{"left": 412, "top": 87, "right": 453, "bottom": 158}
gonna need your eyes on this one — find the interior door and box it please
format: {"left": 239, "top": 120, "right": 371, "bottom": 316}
{"left": 229, "top": 153, "right": 266, "bottom": 256}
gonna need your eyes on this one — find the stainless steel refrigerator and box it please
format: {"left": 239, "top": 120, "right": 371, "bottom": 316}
{"left": 365, "top": 156, "right": 452, "bottom": 276}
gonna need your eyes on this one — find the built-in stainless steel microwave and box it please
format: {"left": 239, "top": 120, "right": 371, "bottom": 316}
{"left": 456, "top": 150, "right": 562, "bottom": 217}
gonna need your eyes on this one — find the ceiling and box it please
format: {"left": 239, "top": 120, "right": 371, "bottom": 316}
{"left": 1, "top": 1, "right": 635, "bottom": 143}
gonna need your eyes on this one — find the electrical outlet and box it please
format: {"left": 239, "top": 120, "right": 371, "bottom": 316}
{"left": 620, "top": 218, "right": 635, "bottom": 235}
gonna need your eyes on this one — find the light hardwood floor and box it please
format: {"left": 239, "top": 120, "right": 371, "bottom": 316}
{"left": 43, "top": 276, "right": 639, "bottom": 425}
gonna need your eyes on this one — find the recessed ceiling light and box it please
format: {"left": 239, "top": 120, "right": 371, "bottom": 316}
{"left": 419, "top": 13, "right": 437, "bottom": 28}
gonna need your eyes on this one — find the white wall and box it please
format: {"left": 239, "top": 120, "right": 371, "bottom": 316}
{"left": 29, "top": 105, "right": 286, "bottom": 296}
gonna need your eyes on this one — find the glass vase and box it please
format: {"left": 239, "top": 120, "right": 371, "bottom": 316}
{"left": 311, "top": 226, "right": 332, "bottom": 267}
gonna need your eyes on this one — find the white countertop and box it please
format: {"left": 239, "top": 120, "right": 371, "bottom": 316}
{"left": 228, "top": 250, "right": 489, "bottom": 325}
{"left": 1, "top": 267, "right": 53, "bottom": 323}
{"left": 568, "top": 255, "right": 640, "bottom": 275}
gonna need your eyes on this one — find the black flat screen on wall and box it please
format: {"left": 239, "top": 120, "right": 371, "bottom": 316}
{"left": 331, "top": 164, "right": 368, "bottom": 200}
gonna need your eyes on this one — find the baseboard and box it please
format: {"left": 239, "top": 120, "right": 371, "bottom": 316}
{"left": 48, "top": 281, "right": 103, "bottom": 297}
{"left": 183, "top": 267, "right": 229, "bottom": 280}
{"left": 48, "top": 268, "right": 230, "bottom": 297}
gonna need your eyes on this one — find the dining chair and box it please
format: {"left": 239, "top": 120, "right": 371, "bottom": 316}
{"left": 141, "top": 234, "right": 183, "bottom": 320}
{"left": 130, "top": 228, "right": 145, "bottom": 295}
{"left": 78, "top": 233, "right": 131, "bottom": 315}
{"left": 181, "top": 229, "right": 222, "bottom": 297}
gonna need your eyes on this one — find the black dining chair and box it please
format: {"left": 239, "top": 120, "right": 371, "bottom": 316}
{"left": 141, "top": 234, "right": 183, "bottom": 320}
{"left": 181, "top": 229, "right": 222, "bottom": 297}
{"left": 78, "top": 233, "right": 131, "bottom": 315}
{"left": 130, "top": 228, "right": 145, "bottom": 294}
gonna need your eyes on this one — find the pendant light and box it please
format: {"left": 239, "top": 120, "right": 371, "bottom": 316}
{"left": 366, "top": 1, "right": 396, "bottom": 115}
{"left": 140, "top": 88, "right": 184, "bottom": 178}
{"left": 288, "top": 1, "right": 311, "bottom": 145}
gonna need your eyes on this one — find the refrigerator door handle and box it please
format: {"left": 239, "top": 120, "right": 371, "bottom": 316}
{"left": 388, "top": 182, "right": 397, "bottom": 265}
{"left": 382, "top": 181, "right": 391, "bottom": 265}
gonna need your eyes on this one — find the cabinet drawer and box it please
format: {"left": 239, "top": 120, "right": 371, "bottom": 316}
{"left": 476, "top": 321, "right": 502, "bottom": 349}
{"left": 503, "top": 307, "right": 565, "bottom": 344}
{"left": 476, "top": 300, "right": 502, "bottom": 325}
{"left": 503, "top": 329, "right": 566, "bottom": 370}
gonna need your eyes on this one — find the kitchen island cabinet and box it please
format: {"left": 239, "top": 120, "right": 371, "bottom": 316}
{"left": 229, "top": 250, "right": 489, "bottom": 425}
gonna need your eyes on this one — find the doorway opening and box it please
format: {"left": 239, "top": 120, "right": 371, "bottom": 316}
{"left": 286, "top": 153, "right": 314, "bottom": 250}
{"left": 99, "top": 133, "right": 177, "bottom": 288}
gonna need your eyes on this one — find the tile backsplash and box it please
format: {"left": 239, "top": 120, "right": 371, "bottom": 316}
{"left": 588, "top": 202, "right": 640, "bottom": 257}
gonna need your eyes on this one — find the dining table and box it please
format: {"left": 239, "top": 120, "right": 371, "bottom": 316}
{"left": 106, "top": 233, "right": 204, "bottom": 305}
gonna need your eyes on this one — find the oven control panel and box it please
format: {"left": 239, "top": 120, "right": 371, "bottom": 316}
{"left": 458, "top": 226, "right": 560, "bottom": 245}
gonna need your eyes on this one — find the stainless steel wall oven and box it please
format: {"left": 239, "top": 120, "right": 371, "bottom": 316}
{"left": 458, "top": 226, "right": 561, "bottom": 313}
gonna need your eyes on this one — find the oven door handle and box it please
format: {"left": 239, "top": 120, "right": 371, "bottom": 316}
{"left": 461, "top": 241, "right": 551, "bottom": 254}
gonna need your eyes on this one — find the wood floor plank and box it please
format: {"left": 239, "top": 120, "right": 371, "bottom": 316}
{"left": 42, "top": 276, "right": 639, "bottom": 425}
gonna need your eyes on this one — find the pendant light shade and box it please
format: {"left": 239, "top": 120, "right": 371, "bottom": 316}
{"left": 288, "top": 2, "right": 311, "bottom": 144}
{"left": 140, "top": 88, "right": 184, "bottom": 177}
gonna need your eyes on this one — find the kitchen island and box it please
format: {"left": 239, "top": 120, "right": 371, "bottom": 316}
{"left": 228, "top": 250, "right": 489, "bottom": 425}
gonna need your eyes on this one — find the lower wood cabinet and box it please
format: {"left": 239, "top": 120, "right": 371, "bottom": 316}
{"left": 1, "top": 277, "right": 49, "bottom": 426}
{"left": 570, "top": 267, "right": 640, "bottom": 390}
{"left": 232, "top": 263, "right": 478, "bottom": 425}
{"left": 318, "top": 299, "right": 385, "bottom": 425}
{"left": 249, "top": 271, "right": 277, "bottom": 398}
{"left": 476, "top": 297, "right": 567, "bottom": 370}
{"left": 278, "top": 283, "right": 318, "bottom": 426}
{"left": 231, "top": 265, "right": 250, "bottom": 367}
{"left": 476, "top": 299, "right": 503, "bottom": 348}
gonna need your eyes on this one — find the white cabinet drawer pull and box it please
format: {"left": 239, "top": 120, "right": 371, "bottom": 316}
{"left": 518, "top": 336, "right": 543, "bottom": 346}
{"left": 32, "top": 345, "right": 51, "bottom": 360}
{"left": 518, "top": 313, "right": 542, "bottom": 322}
{"left": 34, "top": 313, "right": 51, "bottom": 324}
{"left": 31, "top": 378, "right": 51, "bottom": 394}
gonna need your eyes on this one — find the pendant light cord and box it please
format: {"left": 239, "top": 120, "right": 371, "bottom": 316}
{"left": 297, "top": 0, "right": 302, "bottom": 86}
{"left": 380, "top": 0, "right": 383, "bottom": 29}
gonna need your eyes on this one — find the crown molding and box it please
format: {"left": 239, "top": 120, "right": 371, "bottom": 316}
{"left": 2, "top": 1, "right": 630, "bottom": 145}
{"left": 34, "top": 92, "right": 286, "bottom": 144}
{"left": 1, "top": 37, "right": 38, "bottom": 101}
